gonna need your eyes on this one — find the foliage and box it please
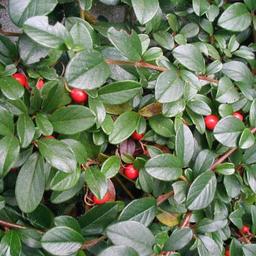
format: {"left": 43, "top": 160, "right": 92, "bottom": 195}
{"left": 0, "top": 0, "right": 256, "bottom": 255}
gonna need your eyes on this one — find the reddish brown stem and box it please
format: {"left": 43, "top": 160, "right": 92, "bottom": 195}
{"left": 180, "top": 212, "right": 192, "bottom": 228}
{"left": 156, "top": 191, "right": 174, "bottom": 206}
{"left": 0, "top": 220, "right": 26, "bottom": 230}
{"left": 81, "top": 236, "right": 106, "bottom": 250}
{"left": 105, "top": 59, "right": 219, "bottom": 84}
{"left": 0, "top": 28, "right": 22, "bottom": 37}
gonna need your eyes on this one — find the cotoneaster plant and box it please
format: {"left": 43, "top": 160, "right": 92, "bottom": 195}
{"left": 0, "top": 0, "right": 256, "bottom": 256}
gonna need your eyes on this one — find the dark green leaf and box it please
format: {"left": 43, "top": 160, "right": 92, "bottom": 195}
{"left": 149, "top": 115, "right": 174, "bottom": 138}
{"left": 41, "top": 226, "right": 84, "bottom": 256}
{"left": 0, "top": 77, "right": 24, "bottom": 100}
{"left": 106, "top": 221, "right": 155, "bottom": 256}
{"left": 38, "top": 138, "right": 76, "bottom": 173}
{"left": 0, "top": 230, "right": 21, "bottom": 256}
{"left": 99, "top": 246, "right": 139, "bottom": 256}
{"left": 15, "top": 153, "right": 45, "bottom": 213}
{"left": 186, "top": 171, "right": 217, "bottom": 210}
{"left": 101, "top": 155, "right": 120, "bottom": 179}
{"left": 0, "top": 106, "right": 14, "bottom": 136}
{"left": 145, "top": 154, "right": 183, "bottom": 181}
{"left": 35, "top": 113, "right": 53, "bottom": 136}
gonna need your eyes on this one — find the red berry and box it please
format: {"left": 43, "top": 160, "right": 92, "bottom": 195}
{"left": 131, "top": 131, "right": 144, "bottom": 141}
{"left": 70, "top": 88, "right": 88, "bottom": 104}
{"left": 12, "top": 73, "right": 30, "bottom": 89}
{"left": 45, "top": 135, "right": 55, "bottom": 139}
{"left": 36, "top": 79, "right": 45, "bottom": 90}
{"left": 93, "top": 192, "right": 111, "bottom": 205}
{"left": 232, "top": 112, "right": 243, "bottom": 121}
{"left": 204, "top": 114, "right": 219, "bottom": 130}
{"left": 240, "top": 225, "right": 250, "bottom": 234}
{"left": 124, "top": 164, "right": 139, "bottom": 180}
{"left": 225, "top": 249, "right": 230, "bottom": 256}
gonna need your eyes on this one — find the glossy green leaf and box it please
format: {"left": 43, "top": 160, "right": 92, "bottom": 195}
{"left": 15, "top": 153, "right": 45, "bottom": 213}
{"left": 109, "top": 111, "right": 140, "bottom": 144}
{"left": 49, "top": 105, "right": 95, "bottom": 135}
{"left": 35, "top": 113, "right": 53, "bottom": 136}
{"left": 149, "top": 115, "right": 174, "bottom": 138}
{"left": 239, "top": 128, "right": 255, "bottom": 149}
{"left": 145, "top": 154, "right": 183, "bottom": 181}
{"left": 0, "top": 77, "right": 24, "bottom": 100}
{"left": 0, "top": 106, "right": 14, "bottom": 136}
{"left": 214, "top": 116, "right": 245, "bottom": 147}
{"left": 101, "top": 155, "right": 120, "bottom": 179}
{"left": 0, "top": 230, "right": 21, "bottom": 256}
{"left": 106, "top": 221, "right": 155, "bottom": 256}
{"left": 173, "top": 44, "right": 205, "bottom": 73}
{"left": 65, "top": 50, "right": 110, "bottom": 89}
{"left": 38, "top": 138, "right": 76, "bottom": 173}
{"left": 99, "top": 81, "right": 142, "bottom": 105}
{"left": 186, "top": 171, "right": 217, "bottom": 210}
{"left": 99, "top": 246, "right": 139, "bottom": 256}
{"left": 41, "top": 226, "right": 84, "bottom": 256}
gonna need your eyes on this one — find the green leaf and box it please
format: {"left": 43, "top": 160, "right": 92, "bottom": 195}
{"left": 249, "top": 100, "right": 256, "bottom": 127}
{"left": 197, "top": 235, "right": 221, "bottom": 255}
{"left": 18, "top": 35, "right": 49, "bottom": 65}
{"left": 35, "top": 113, "right": 53, "bottom": 136}
{"left": 54, "top": 216, "right": 81, "bottom": 232}
{"left": 41, "top": 226, "right": 84, "bottom": 256}
{"left": 49, "top": 168, "right": 81, "bottom": 191}
{"left": 243, "top": 244, "right": 256, "bottom": 256}
{"left": 0, "top": 35, "right": 18, "bottom": 65}
{"left": 187, "top": 97, "right": 211, "bottom": 116}
{"left": 65, "top": 50, "right": 110, "bottom": 89}
{"left": 164, "top": 228, "right": 193, "bottom": 251}
{"left": 153, "top": 31, "right": 174, "bottom": 50}
{"left": 218, "top": 3, "right": 251, "bottom": 32}
{"left": 106, "top": 221, "right": 155, "bottom": 256}
{"left": 38, "top": 138, "right": 77, "bottom": 173}
{"left": 216, "top": 77, "right": 240, "bottom": 104}
{"left": 107, "top": 28, "right": 142, "bottom": 61}
{"left": 17, "top": 114, "right": 35, "bottom": 148}
{"left": 24, "top": 16, "right": 73, "bottom": 49}
{"left": 224, "top": 175, "right": 241, "bottom": 198}
{"left": 243, "top": 144, "right": 256, "bottom": 164}
{"left": 0, "top": 77, "right": 24, "bottom": 100}
{"left": 173, "top": 44, "right": 205, "bottom": 73}
{"left": 131, "top": 0, "right": 159, "bottom": 25}
{"left": 180, "top": 23, "right": 200, "bottom": 38}
{"left": 245, "top": 165, "right": 256, "bottom": 193}
{"left": 0, "top": 135, "right": 20, "bottom": 177}
{"left": 119, "top": 197, "right": 156, "bottom": 226}
{"left": 15, "top": 153, "right": 45, "bottom": 213}
{"left": 175, "top": 124, "right": 194, "bottom": 167}
{"left": 193, "top": 150, "right": 215, "bottom": 176}
{"left": 0, "top": 106, "right": 14, "bottom": 136}
{"left": 99, "top": 81, "right": 142, "bottom": 105}
{"left": 215, "top": 162, "right": 235, "bottom": 175}
{"left": 149, "top": 115, "right": 174, "bottom": 138}
{"left": 109, "top": 111, "right": 140, "bottom": 144}
{"left": 49, "top": 105, "right": 95, "bottom": 135}
{"left": 192, "top": 0, "right": 209, "bottom": 16}
{"left": 101, "top": 155, "right": 120, "bottom": 179}
{"left": 239, "top": 128, "right": 255, "bottom": 149}
{"left": 214, "top": 116, "right": 245, "bottom": 147}
{"left": 0, "top": 230, "right": 21, "bottom": 256}
{"left": 197, "top": 218, "right": 228, "bottom": 233}
{"left": 155, "top": 70, "right": 184, "bottom": 103}
{"left": 99, "top": 246, "right": 139, "bottom": 256}
{"left": 79, "top": 202, "right": 119, "bottom": 236}
{"left": 186, "top": 171, "right": 217, "bottom": 210}
{"left": 145, "top": 154, "right": 183, "bottom": 181}
{"left": 50, "top": 173, "right": 84, "bottom": 204}
{"left": 222, "top": 61, "right": 254, "bottom": 85}
{"left": 84, "top": 166, "right": 108, "bottom": 199}
{"left": 9, "top": 0, "right": 57, "bottom": 26}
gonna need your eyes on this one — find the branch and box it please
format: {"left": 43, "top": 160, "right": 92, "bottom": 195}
{"left": 81, "top": 236, "right": 106, "bottom": 250}
{"left": 211, "top": 127, "right": 256, "bottom": 170}
{"left": 105, "top": 59, "right": 219, "bottom": 84}
{"left": 156, "top": 191, "right": 174, "bottom": 206}
{"left": 180, "top": 212, "right": 192, "bottom": 228}
{"left": 0, "top": 220, "right": 26, "bottom": 230}
{"left": 0, "top": 28, "right": 22, "bottom": 37}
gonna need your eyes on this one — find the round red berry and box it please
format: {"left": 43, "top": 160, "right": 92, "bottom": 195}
{"left": 131, "top": 131, "right": 144, "bottom": 141}
{"left": 225, "top": 249, "right": 230, "bottom": 256}
{"left": 240, "top": 225, "right": 250, "bottom": 234}
{"left": 204, "top": 114, "right": 219, "bottom": 130}
{"left": 12, "top": 73, "right": 30, "bottom": 89}
{"left": 93, "top": 192, "right": 111, "bottom": 205}
{"left": 124, "top": 164, "right": 139, "bottom": 180}
{"left": 36, "top": 79, "right": 45, "bottom": 90}
{"left": 232, "top": 112, "right": 243, "bottom": 121}
{"left": 70, "top": 88, "right": 88, "bottom": 104}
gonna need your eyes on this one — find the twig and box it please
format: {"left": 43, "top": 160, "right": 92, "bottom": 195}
{"left": 156, "top": 191, "right": 174, "bottom": 206}
{"left": 81, "top": 235, "right": 106, "bottom": 250}
{"left": 0, "top": 220, "right": 43, "bottom": 234}
{"left": 114, "top": 176, "right": 135, "bottom": 199}
{"left": 105, "top": 59, "right": 219, "bottom": 84}
{"left": 180, "top": 211, "right": 192, "bottom": 228}
{"left": 0, "top": 28, "right": 22, "bottom": 37}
